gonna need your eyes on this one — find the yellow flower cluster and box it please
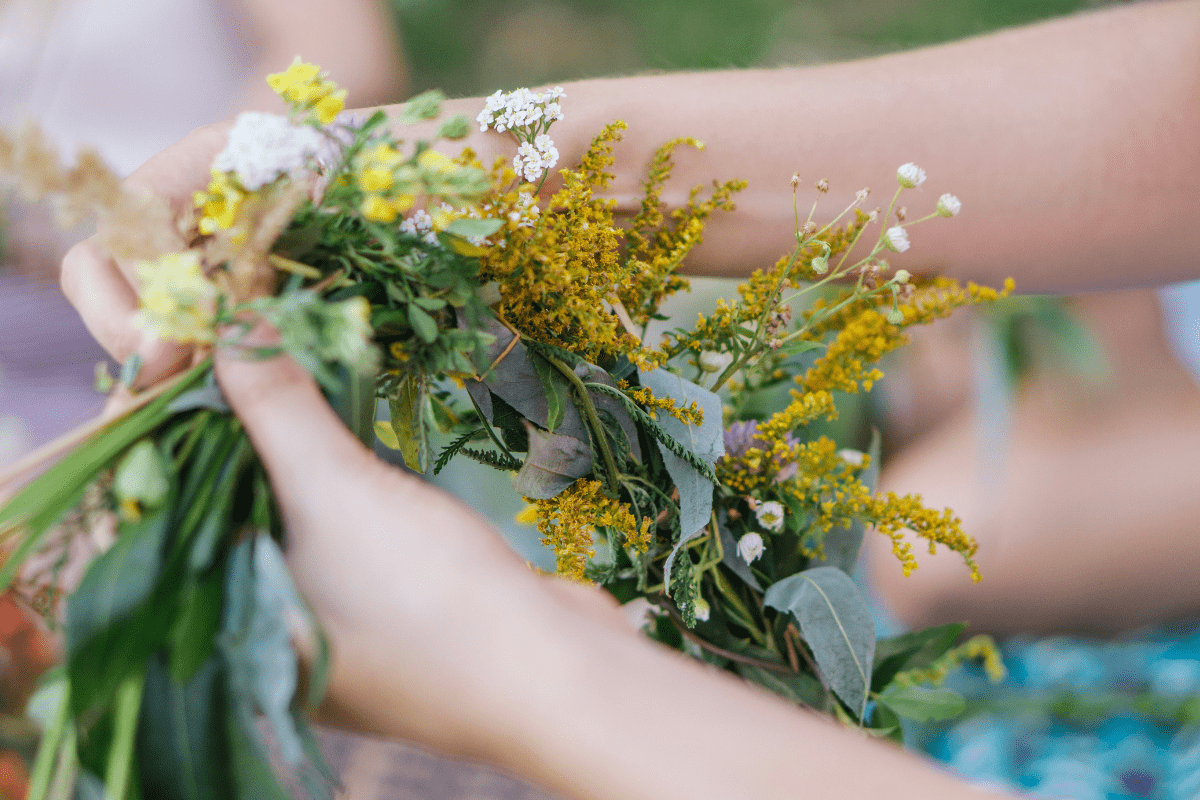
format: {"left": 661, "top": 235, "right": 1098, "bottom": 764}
{"left": 618, "top": 137, "right": 745, "bottom": 326}
{"left": 866, "top": 491, "right": 980, "bottom": 581}
{"left": 797, "top": 277, "right": 1014, "bottom": 397}
{"left": 266, "top": 59, "right": 346, "bottom": 125}
{"left": 193, "top": 170, "right": 245, "bottom": 235}
{"left": 624, "top": 386, "right": 704, "bottom": 426}
{"left": 894, "top": 635, "right": 1007, "bottom": 686}
{"left": 532, "top": 479, "right": 653, "bottom": 582}
{"left": 134, "top": 251, "right": 218, "bottom": 344}
{"left": 355, "top": 143, "right": 415, "bottom": 223}
{"left": 480, "top": 124, "right": 736, "bottom": 369}
{"left": 755, "top": 389, "right": 837, "bottom": 441}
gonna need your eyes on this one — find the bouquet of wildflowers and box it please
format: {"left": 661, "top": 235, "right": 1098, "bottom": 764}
{"left": 0, "top": 61, "right": 1009, "bottom": 797}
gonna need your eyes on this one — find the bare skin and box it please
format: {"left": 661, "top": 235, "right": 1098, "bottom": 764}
{"left": 55, "top": 0, "right": 1200, "bottom": 797}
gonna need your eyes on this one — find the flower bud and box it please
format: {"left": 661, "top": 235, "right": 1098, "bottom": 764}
{"left": 811, "top": 255, "right": 829, "bottom": 275}
{"left": 896, "top": 162, "right": 926, "bottom": 189}
{"left": 790, "top": 173, "right": 801, "bottom": 188}
{"left": 737, "top": 532, "right": 766, "bottom": 564}
{"left": 885, "top": 226, "right": 911, "bottom": 252}
{"left": 698, "top": 350, "right": 733, "bottom": 373}
{"left": 755, "top": 500, "right": 785, "bottom": 532}
{"left": 693, "top": 597, "right": 711, "bottom": 622}
{"left": 886, "top": 308, "right": 905, "bottom": 325}
{"left": 936, "top": 193, "right": 962, "bottom": 217}
{"left": 815, "top": 179, "right": 829, "bottom": 193}
{"left": 893, "top": 269, "right": 911, "bottom": 284}
{"left": 837, "top": 448, "right": 865, "bottom": 467}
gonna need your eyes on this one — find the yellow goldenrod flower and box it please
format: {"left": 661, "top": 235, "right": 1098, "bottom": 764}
{"left": 135, "top": 251, "right": 219, "bottom": 345}
{"left": 361, "top": 194, "right": 398, "bottom": 223}
{"left": 515, "top": 505, "right": 538, "bottom": 525}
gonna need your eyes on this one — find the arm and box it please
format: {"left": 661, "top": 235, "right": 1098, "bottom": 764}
{"left": 443, "top": 0, "right": 1200, "bottom": 292}
{"left": 867, "top": 289, "right": 1200, "bottom": 635}
{"left": 213, "top": 337, "right": 1008, "bottom": 800}
{"left": 223, "top": 0, "right": 407, "bottom": 113}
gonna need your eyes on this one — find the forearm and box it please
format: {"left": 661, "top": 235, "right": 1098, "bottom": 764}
{"left": 427, "top": 0, "right": 1200, "bottom": 293}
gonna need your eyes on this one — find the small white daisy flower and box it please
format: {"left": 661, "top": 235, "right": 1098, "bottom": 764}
{"left": 896, "top": 163, "right": 926, "bottom": 189}
{"left": 936, "top": 193, "right": 962, "bottom": 217}
{"left": 885, "top": 226, "right": 911, "bottom": 253}
{"left": 755, "top": 500, "right": 785, "bottom": 532}
{"left": 736, "top": 532, "right": 765, "bottom": 564}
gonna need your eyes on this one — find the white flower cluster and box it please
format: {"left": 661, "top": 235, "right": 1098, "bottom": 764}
{"left": 885, "top": 225, "right": 911, "bottom": 253}
{"left": 507, "top": 191, "right": 540, "bottom": 229}
{"left": 213, "top": 112, "right": 325, "bottom": 190}
{"left": 476, "top": 86, "right": 565, "bottom": 133}
{"left": 477, "top": 87, "right": 565, "bottom": 184}
{"left": 399, "top": 209, "right": 440, "bottom": 247}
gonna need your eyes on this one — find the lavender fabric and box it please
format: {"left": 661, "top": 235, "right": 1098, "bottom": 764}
{"left": 0, "top": 275, "right": 111, "bottom": 456}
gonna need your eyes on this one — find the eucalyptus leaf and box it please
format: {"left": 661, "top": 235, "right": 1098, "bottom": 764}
{"left": 576, "top": 363, "right": 641, "bottom": 462}
{"left": 764, "top": 567, "right": 875, "bottom": 717}
{"left": 812, "top": 428, "right": 881, "bottom": 573}
{"left": 167, "top": 383, "right": 230, "bottom": 414}
{"left": 468, "top": 316, "right": 588, "bottom": 443}
{"left": 327, "top": 363, "right": 376, "bottom": 448}
{"left": 225, "top": 706, "right": 291, "bottom": 800}
{"left": 876, "top": 684, "right": 966, "bottom": 722}
{"left": 219, "top": 536, "right": 303, "bottom": 768}
{"left": 512, "top": 422, "right": 593, "bottom": 499}
{"left": 637, "top": 369, "right": 724, "bottom": 587}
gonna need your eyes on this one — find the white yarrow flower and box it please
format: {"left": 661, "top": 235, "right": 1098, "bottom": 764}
{"left": 755, "top": 500, "right": 785, "bottom": 532}
{"left": 885, "top": 226, "right": 911, "bottom": 253}
{"left": 896, "top": 162, "right": 926, "bottom": 189}
{"left": 693, "top": 597, "right": 711, "bottom": 622}
{"left": 936, "top": 193, "right": 962, "bottom": 217}
{"left": 213, "top": 112, "right": 325, "bottom": 190}
{"left": 736, "top": 532, "right": 765, "bottom": 564}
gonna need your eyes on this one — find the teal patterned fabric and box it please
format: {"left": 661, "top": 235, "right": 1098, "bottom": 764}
{"left": 916, "top": 622, "right": 1200, "bottom": 799}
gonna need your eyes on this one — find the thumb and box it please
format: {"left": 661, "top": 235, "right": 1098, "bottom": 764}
{"left": 214, "top": 328, "right": 375, "bottom": 512}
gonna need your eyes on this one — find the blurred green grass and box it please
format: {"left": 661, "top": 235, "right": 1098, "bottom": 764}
{"left": 390, "top": 0, "right": 1111, "bottom": 97}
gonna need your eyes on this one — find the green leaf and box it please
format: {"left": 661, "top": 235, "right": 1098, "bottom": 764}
{"left": 511, "top": 422, "right": 593, "bottom": 499}
{"left": 387, "top": 373, "right": 428, "bottom": 472}
{"left": 876, "top": 684, "right": 966, "bottom": 722}
{"left": 872, "top": 622, "right": 966, "bottom": 692}
{"left": 445, "top": 217, "right": 504, "bottom": 239}
{"left": 327, "top": 363, "right": 376, "bottom": 447}
{"left": 137, "top": 654, "right": 233, "bottom": 800}
{"left": 436, "top": 114, "right": 470, "bottom": 140}
{"left": 226, "top": 706, "right": 290, "bottom": 800}
{"left": 866, "top": 701, "right": 904, "bottom": 744}
{"left": 113, "top": 440, "right": 171, "bottom": 509}
{"left": 736, "top": 663, "right": 826, "bottom": 708}
{"left": 374, "top": 420, "right": 400, "bottom": 450}
{"left": 168, "top": 573, "right": 224, "bottom": 683}
{"left": 407, "top": 304, "right": 440, "bottom": 344}
{"left": 66, "top": 505, "right": 173, "bottom": 658}
{"left": 104, "top": 670, "right": 145, "bottom": 800}
{"left": 812, "top": 428, "right": 881, "bottom": 573}
{"left": 167, "top": 383, "right": 230, "bottom": 414}
{"left": 529, "top": 353, "right": 570, "bottom": 432}
{"left": 396, "top": 89, "right": 445, "bottom": 123}
{"left": 637, "top": 369, "right": 724, "bottom": 587}
{"left": 764, "top": 567, "right": 875, "bottom": 717}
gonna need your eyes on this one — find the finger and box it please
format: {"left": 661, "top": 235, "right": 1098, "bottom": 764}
{"left": 60, "top": 238, "right": 192, "bottom": 387}
{"left": 214, "top": 325, "right": 373, "bottom": 511}
{"left": 111, "top": 121, "right": 234, "bottom": 287}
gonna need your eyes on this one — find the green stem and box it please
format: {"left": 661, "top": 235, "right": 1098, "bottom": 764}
{"left": 466, "top": 390, "right": 520, "bottom": 463}
{"left": 105, "top": 671, "right": 146, "bottom": 800}
{"left": 547, "top": 355, "right": 621, "bottom": 497}
{"left": 28, "top": 681, "right": 70, "bottom": 800}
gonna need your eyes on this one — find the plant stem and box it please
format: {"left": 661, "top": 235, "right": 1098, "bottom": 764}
{"left": 27, "top": 681, "right": 69, "bottom": 800}
{"left": 547, "top": 355, "right": 621, "bottom": 497}
{"left": 105, "top": 671, "right": 145, "bottom": 800}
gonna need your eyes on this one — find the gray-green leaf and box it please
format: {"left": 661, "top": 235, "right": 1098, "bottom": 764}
{"left": 446, "top": 217, "right": 504, "bottom": 239}
{"left": 637, "top": 369, "right": 724, "bottom": 587}
{"left": 764, "top": 567, "right": 875, "bottom": 717}
{"left": 512, "top": 422, "right": 593, "bottom": 499}
{"left": 113, "top": 440, "right": 170, "bottom": 509}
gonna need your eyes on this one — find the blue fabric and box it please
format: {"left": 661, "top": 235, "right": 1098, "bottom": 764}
{"left": 915, "top": 622, "right": 1200, "bottom": 799}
